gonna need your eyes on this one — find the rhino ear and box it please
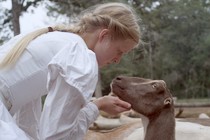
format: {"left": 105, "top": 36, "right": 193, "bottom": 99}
{"left": 164, "top": 97, "right": 172, "bottom": 105}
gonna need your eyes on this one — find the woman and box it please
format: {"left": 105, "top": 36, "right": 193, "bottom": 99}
{"left": 0, "top": 2, "right": 141, "bottom": 140}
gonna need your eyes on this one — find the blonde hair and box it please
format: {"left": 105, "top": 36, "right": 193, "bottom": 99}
{"left": 0, "top": 2, "right": 141, "bottom": 68}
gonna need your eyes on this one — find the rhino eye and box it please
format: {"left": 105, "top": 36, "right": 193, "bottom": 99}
{"left": 152, "top": 83, "right": 157, "bottom": 88}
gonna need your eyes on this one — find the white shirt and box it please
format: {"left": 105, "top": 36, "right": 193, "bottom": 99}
{"left": 0, "top": 31, "right": 99, "bottom": 139}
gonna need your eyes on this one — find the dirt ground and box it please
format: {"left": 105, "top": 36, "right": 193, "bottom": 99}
{"left": 174, "top": 107, "right": 210, "bottom": 126}
{"left": 175, "top": 107, "right": 210, "bottom": 118}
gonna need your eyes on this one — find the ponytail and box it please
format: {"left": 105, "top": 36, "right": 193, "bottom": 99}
{"left": 0, "top": 24, "right": 82, "bottom": 69}
{"left": 1, "top": 2, "right": 141, "bottom": 68}
{"left": 0, "top": 27, "right": 52, "bottom": 68}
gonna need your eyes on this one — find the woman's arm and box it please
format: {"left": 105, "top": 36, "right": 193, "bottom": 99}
{"left": 93, "top": 96, "right": 131, "bottom": 115}
{"left": 39, "top": 75, "right": 99, "bottom": 140}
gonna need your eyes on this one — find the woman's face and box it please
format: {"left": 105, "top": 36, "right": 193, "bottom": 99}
{"left": 93, "top": 31, "right": 137, "bottom": 68}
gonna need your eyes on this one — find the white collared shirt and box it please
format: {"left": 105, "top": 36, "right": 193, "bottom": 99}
{"left": 0, "top": 31, "right": 99, "bottom": 139}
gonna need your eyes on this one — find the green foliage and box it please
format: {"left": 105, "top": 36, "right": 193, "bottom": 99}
{"left": 46, "top": 0, "right": 210, "bottom": 98}
{"left": 1, "top": 0, "right": 209, "bottom": 99}
{"left": 100, "top": 0, "right": 210, "bottom": 98}
{"left": 0, "top": 0, "right": 42, "bottom": 43}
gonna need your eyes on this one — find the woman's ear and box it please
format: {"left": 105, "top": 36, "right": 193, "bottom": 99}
{"left": 98, "top": 29, "right": 110, "bottom": 42}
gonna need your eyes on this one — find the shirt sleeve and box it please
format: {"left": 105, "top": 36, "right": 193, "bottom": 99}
{"left": 39, "top": 41, "right": 99, "bottom": 140}
{"left": 47, "top": 41, "right": 98, "bottom": 101}
{"left": 39, "top": 75, "right": 99, "bottom": 140}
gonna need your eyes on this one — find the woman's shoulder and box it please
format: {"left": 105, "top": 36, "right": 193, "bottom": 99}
{"left": 28, "top": 31, "right": 86, "bottom": 53}
{"left": 41, "top": 31, "right": 83, "bottom": 43}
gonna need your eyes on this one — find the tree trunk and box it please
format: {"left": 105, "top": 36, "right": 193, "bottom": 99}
{"left": 11, "top": 0, "right": 22, "bottom": 35}
{"left": 148, "top": 43, "right": 153, "bottom": 79}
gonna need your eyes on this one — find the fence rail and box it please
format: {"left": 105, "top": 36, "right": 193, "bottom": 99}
{"left": 174, "top": 103, "right": 210, "bottom": 108}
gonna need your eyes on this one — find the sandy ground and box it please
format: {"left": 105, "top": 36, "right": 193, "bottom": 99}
{"left": 175, "top": 107, "right": 210, "bottom": 118}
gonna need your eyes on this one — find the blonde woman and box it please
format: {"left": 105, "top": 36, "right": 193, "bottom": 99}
{"left": 0, "top": 2, "right": 141, "bottom": 140}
